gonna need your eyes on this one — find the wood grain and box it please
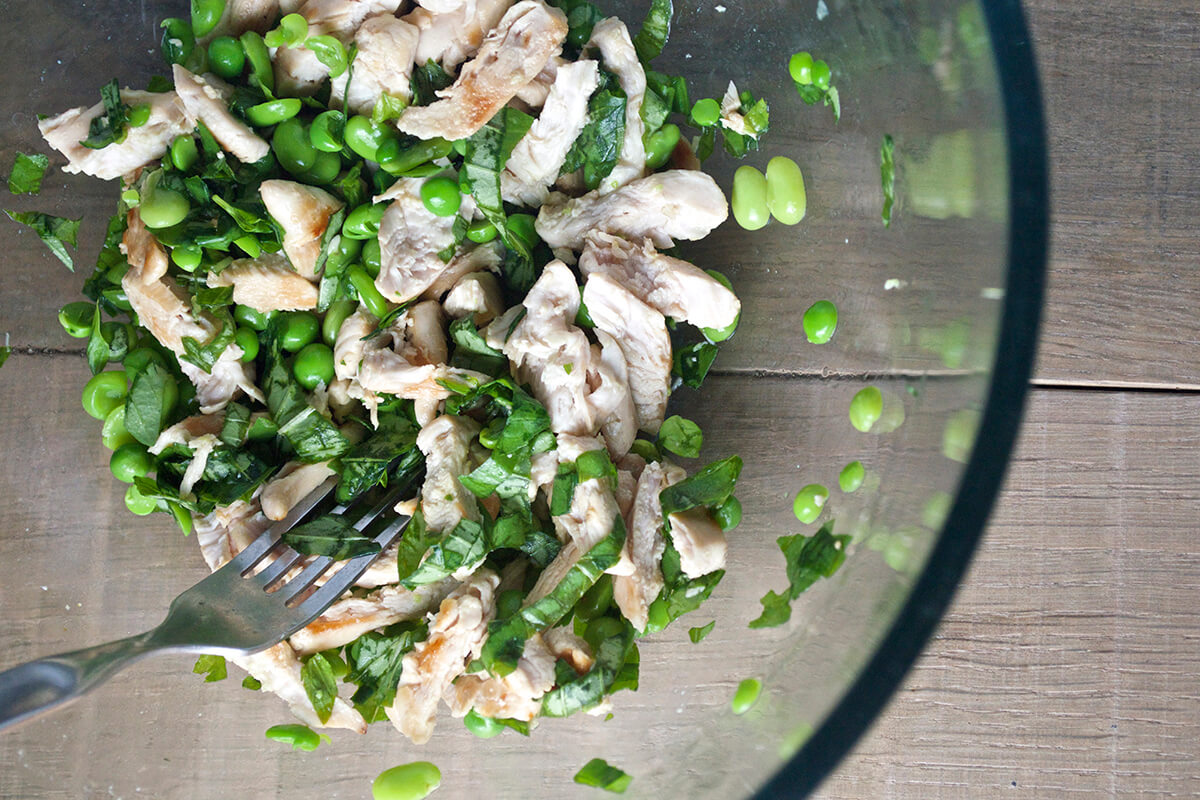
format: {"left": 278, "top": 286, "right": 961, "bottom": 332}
{"left": 816, "top": 388, "right": 1200, "bottom": 798}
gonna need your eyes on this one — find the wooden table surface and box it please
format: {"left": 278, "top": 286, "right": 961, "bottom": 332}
{"left": 816, "top": 1, "right": 1200, "bottom": 796}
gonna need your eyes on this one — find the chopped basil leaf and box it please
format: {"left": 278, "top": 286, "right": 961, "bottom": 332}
{"left": 242, "top": 675, "right": 262, "bottom": 690}
{"left": 393, "top": 508, "right": 437, "bottom": 582}
{"left": 542, "top": 620, "right": 634, "bottom": 717}
{"left": 300, "top": 651, "right": 339, "bottom": 724}
{"left": 5, "top": 210, "right": 81, "bottom": 269}
{"left": 657, "top": 415, "right": 703, "bottom": 459}
{"left": 881, "top": 133, "right": 896, "bottom": 227}
{"left": 335, "top": 411, "right": 421, "bottom": 502}
{"left": 347, "top": 621, "right": 427, "bottom": 722}
{"left": 282, "top": 515, "right": 383, "bottom": 560}
{"left": 632, "top": 0, "right": 672, "bottom": 63}
{"left": 219, "top": 402, "right": 252, "bottom": 447}
{"left": 749, "top": 522, "right": 851, "bottom": 629}
{"left": 688, "top": 620, "right": 715, "bottom": 643}
{"left": 574, "top": 758, "right": 633, "bottom": 793}
{"left": 645, "top": 70, "right": 689, "bottom": 114}
{"left": 644, "top": 542, "right": 724, "bottom": 633}
{"left": 194, "top": 447, "right": 274, "bottom": 506}
{"left": 212, "top": 194, "right": 275, "bottom": 234}
{"left": 372, "top": 92, "right": 408, "bottom": 124}
{"left": 0, "top": 346, "right": 9, "bottom": 370}
{"left": 401, "top": 517, "right": 490, "bottom": 588}
{"left": 659, "top": 454, "right": 742, "bottom": 518}
{"left": 7, "top": 152, "right": 49, "bottom": 195}
{"left": 462, "top": 107, "right": 534, "bottom": 253}
{"left": 124, "top": 362, "right": 174, "bottom": 446}
{"left": 449, "top": 317, "right": 507, "bottom": 376}
{"left": 85, "top": 305, "right": 110, "bottom": 374}
{"left": 673, "top": 341, "right": 718, "bottom": 389}
{"left": 360, "top": 300, "right": 414, "bottom": 342}
{"left": 80, "top": 79, "right": 130, "bottom": 150}
{"left": 262, "top": 320, "right": 350, "bottom": 462}
{"left": 410, "top": 59, "right": 453, "bottom": 106}
{"left": 193, "top": 654, "right": 227, "bottom": 682}
{"left": 561, "top": 75, "right": 626, "bottom": 191}
{"left": 720, "top": 93, "right": 769, "bottom": 159}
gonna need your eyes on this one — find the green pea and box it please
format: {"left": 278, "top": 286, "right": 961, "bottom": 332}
{"left": 126, "top": 104, "right": 151, "bottom": 128}
{"left": 121, "top": 188, "right": 140, "bottom": 206}
{"left": 789, "top": 51, "right": 814, "bottom": 85}
{"left": 802, "top": 300, "right": 838, "bottom": 344}
{"left": 766, "top": 156, "right": 806, "bottom": 225}
{"left": 344, "top": 114, "right": 397, "bottom": 162}
{"left": 160, "top": 17, "right": 195, "bottom": 65}
{"left": 265, "top": 724, "right": 326, "bottom": 752}
{"left": 122, "top": 347, "right": 166, "bottom": 379}
{"left": 58, "top": 302, "right": 94, "bottom": 338}
{"left": 420, "top": 176, "right": 461, "bottom": 217}
{"left": 714, "top": 496, "right": 742, "bottom": 530}
{"left": 190, "top": 0, "right": 225, "bottom": 38}
{"left": 644, "top": 123, "right": 681, "bottom": 170}
{"left": 171, "top": 243, "right": 203, "bottom": 271}
{"left": 234, "top": 326, "right": 259, "bottom": 362}
{"left": 101, "top": 405, "right": 136, "bottom": 451}
{"left": 239, "top": 31, "right": 274, "bottom": 93}
{"left": 348, "top": 265, "right": 390, "bottom": 319}
{"left": 496, "top": 588, "right": 523, "bottom": 620}
{"left": 293, "top": 342, "right": 335, "bottom": 389}
{"left": 82, "top": 371, "right": 128, "bottom": 420}
{"left": 464, "top": 709, "right": 503, "bottom": 739}
{"left": 731, "top": 677, "right": 762, "bottom": 715}
{"left": 279, "top": 311, "right": 319, "bottom": 353}
{"left": 321, "top": 299, "right": 357, "bottom": 346}
{"left": 691, "top": 97, "right": 721, "bottom": 127}
{"left": 583, "top": 616, "right": 625, "bottom": 652}
{"left": 839, "top": 461, "right": 865, "bottom": 493}
{"left": 265, "top": 12, "right": 308, "bottom": 48}
{"left": 922, "top": 491, "right": 952, "bottom": 529}
{"left": 378, "top": 137, "right": 453, "bottom": 175}
{"left": 125, "top": 483, "right": 158, "bottom": 516}
{"left": 372, "top": 762, "right": 441, "bottom": 800}
{"left": 792, "top": 483, "right": 829, "bottom": 524}
{"left": 343, "top": 203, "right": 387, "bottom": 240}
{"left": 701, "top": 269, "right": 740, "bottom": 343}
{"left": 169, "top": 135, "right": 200, "bottom": 172}
{"left": 645, "top": 598, "right": 669, "bottom": 633}
{"left": 943, "top": 409, "right": 980, "bottom": 463}
{"left": 233, "top": 304, "right": 274, "bottom": 331}
{"left": 466, "top": 218, "right": 497, "bottom": 244}
{"left": 506, "top": 213, "right": 538, "bottom": 252}
{"left": 574, "top": 574, "right": 613, "bottom": 621}
{"left": 811, "top": 59, "right": 832, "bottom": 90}
{"left": 246, "top": 97, "right": 301, "bottom": 127}
{"left": 732, "top": 165, "right": 770, "bottom": 231}
{"left": 140, "top": 173, "right": 190, "bottom": 230}
{"left": 360, "top": 237, "right": 382, "bottom": 277}
{"left": 110, "top": 442, "right": 153, "bottom": 484}
{"left": 302, "top": 150, "right": 341, "bottom": 185}
{"left": 272, "top": 118, "right": 318, "bottom": 175}
{"left": 304, "top": 113, "right": 342, "bottom": 155}
{"left": 849, "top": 386, "right": 883, "bottom": 433}
{"left": 207, "top": 36, "right": 244, "bottom": 79}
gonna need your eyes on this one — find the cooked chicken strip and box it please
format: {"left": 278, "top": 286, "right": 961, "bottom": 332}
{"left": 528, "top": 476, "right": 621, "bottom": 602}
{"left": 38, "top": 90, "right": 190, "bottom": 181}
{"left": 358, "top": 351, "right": 486, "bottom": 407}
{"left": 387, "top": 569, "right": 499, "bottom": 743}
{"left": 404, "top": 0, "right": 512, "bottom": 72}
{"left": 397, "top": 1, "right": 567, "bottom": 141}
{"left": 612, "top": 460, "right": 685, "bottom": 630}
{"left": 149, "top": 414, "right": 225, "bottom": 454}
{"left": 195, "top": 499, "right": 271, "bottom": 571}
{"left": 502, "top": 59, "right": 599, "bottom": 207}
{"left": 202, "top": 0, "right": 280, "bottom": 40}
{"left": 417, "top": 0, "right": 467, "bottom": 11}
{"left": 535, "top": 170, "right": 730, "bottom": 250}
{"left": 543, "top": 626, "right": 595, "bottom": 674}
{"left": 330, "top": 15, "right": 419, "bottom": 115}
{"left": 207, "top": 252, "right": 319, "bottom": 312}
{"left": 589, "top": 330, "right": 637, "bottom": 458}
{"left": 668, "top": 506, "right": 727, "bottom": 578}
{"left": 405, "top": 300, "right": 449, "bottom": 366}
{"left": 258, "top": 180, "right": 344, "bottom": 280}
{"left": 334, "top": 308, "right": 375, "bottom": 382}
{"left": 290, "top": 579, "right": 457, "bottom": 654}
{"left": 172, "top": 65, "right": 270, "bottom": 164}
{"left": 586, "top": 18, "right": 645, "bottom": 193}
{"left": 446, "top": 632, "right": 555, "bottom": 721}
{"left": 375, "top": 177, "right": 461, "bottom": 302}
{"left": 511, "top": 54, "right": 562, "bottom": 108}
{"left": 273, "top": 0, "right": 404, "bottom": 96}
{"left": 422, "top": 241, "right": 504, "bottom": 300}
{"left": 443, "top": 271, "right": 505, "bottom": 326}
{"left": 235, "top": 643, "right": 367, "bottom": 732}
{"left": 260, "top": 461, "right": 336, "bottom": 521}
{"left": 579, "top": 230, "right": 741, "bottom": 330}
{"left": 583, "top": 272, "right": 672, "bottom": 434}
{"left": 417, "top": 415, "right": 483, "bottom": 534}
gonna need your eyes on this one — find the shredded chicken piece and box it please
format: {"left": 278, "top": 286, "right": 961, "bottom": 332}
{"left": 403, "top": 0, "right": 512, "bottom": 72}
{"left": 446, "top": 633, "right": 555, "bottom": 721}
{"left": 589, "top": 330, "right": 637, "bottom": 458}
{"left": 443, "top": 271, "right": 505, "bottom": 326}
{"left": 202, "top": 0, "right": 281, "bottom": 40}
{"left": 260, "top": 461, "right": 335, "bottom": 521}
{"left": 502, "top": 59, "right": 599, "bottom": 207}
{"left": 511, "top": 54, "right": 564, "bottom": 108}
{"left": 416, "top": 0, "right": 467, "bottom": 12}
{"left": 543, "top": 626, "right": 594, "bottom": 674}
{"left": 612, "top": 460, "right": 685, "bottom": 630}
{"left": 330, "top": 15, "right": 419, "bottom": 114}
{"left": 39, "top": 90, "right": 190, "bottom": 181}
{"left": 387, "top": 569, "right": 499, "bottom": 743}
{"left": 528, "top": 477, "right": 621, "bottom": 603}
{"left": 149, "top": 414, "right": 225, "bottom": 455}
{"left": 668, "top": 506, "right": 728, "bottom": 578}
{"left": 259, "top": 180, "right": 344, "bottom": 280}
{"left": 290, "top": 579, "right": 457, "bottom": 654}
{"left": 273, "top": 0, "right": 404, "bottom": 96}
{"left": 417, "top": 415, "right": 483, "bottom": 534}
{"left": 586, "top": 18, "right": 646, "bottom": 193}
{"left": 397, "top": 1, "right": 567, "bottom": 141}
{"left": 535, "top": 170, "right": 730, "bottom": 250}
{"left": 375, "top": 177, "right": 461, "bottom": 302}
{"left": 422, "top": 241, "right": 504, "bottom": 300}
{"left": 583, "top": 272, "right": 672, "bottom": 434}
{"left": 579, "top": 230, "right": 741, "bottom": 330}
{"left": 406, "top": 300, "right": 449, "bottom": 366}
{"left": 207, "top": 252, "right": 319, "bottom": 312}
{"left": 195, "top": 499, "right": 270, "bottom": 571}
{"left": 172, "top": 65, "right": 270, "bottom": 164}
{"left": 234, "top": 643, "right": 367, "bottom": 732}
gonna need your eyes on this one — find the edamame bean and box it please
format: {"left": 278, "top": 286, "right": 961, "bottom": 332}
{"left": 788, "top": 51, "right": 814, "bottom": 85}
{"left": 207, "top": 36, "right": 245, "bottom": 79}
{"left": 732, "top": 165, "right": 770, "bottom": 231}
{"left": 122, "top": 347, "right": 166, "bottom": 378}
{"left": 127, "top": 104, "right": 151, "bottom": 128}
{"left": 309, "top": 110, "right": 346, "bottom": 152}
{"left": 466, "top": 219, "right": 497, "bottom": 244}
{"left": 343, "top": 203, "right": 386, "bottom": 240}
{"left": 811, "top": 59, "right": 832, "bottom": 90}
{"left": 302, "top": 150, "right": 341, "bottom": 185}
{"left": 464, "top": 709, "right": 503, "bottom": 739}
{"left": 234, "top": 327, "right": 259, "bottom": 362}
{"left": 272, "top": 118, "right": 318, "bottom": 175}
{"left": 701, "top": 270, "right": 740, "bottom": 343}
{"left": 305, "top": 35, "right": 349, "bottom": 77}
{"left": 293, "top": 342, "right": 334, "bottom": 389}
{"left": 348, "top": 265, "right": 390, "bottom": 319}
{"left": 802, "top": 300, "right": 838, "bottom": 344}
{"left": 573, "top": 574, "right": 613, "bottom": 621}
{"left": 496, "top": 588, "right": 523, "bottom": 619}
{"left": 246, "top": 98, "right": 301, "bottom": 127}
{"left": 191, "top": 0, "right": 225, "bottom": 38}
{"left": 125, "top": 483, "right": 158, "bottom": 516}
{"left": 420, "top": 175, "right": 461, "bottom": 217}
{"left": 360, "top": 237, "right": 382, "bottom": 277}
{"left": 58, "top": 302, "right": 94, "bottom": 338}
{"left": 766, "top": 156, "right": 806, "bottom": 225}
{"left": 792, "top": 483, "right": 829, "bottom": 524}
{"left": 644, "top": 123, "right": 681, "bottom": 170}
{"left": 170, "top": 135, "right": 200, "bottom": 172}
{"left": 839, "top": 461, "right": 865, "bottom": 493}
{"left": 265, "top": 13, "right": 308, "bottom": 48}
{"left": 645, "top": 598, "right": 670, "bottom": 633}
{"left": 110, "top": 442, "right": 153, "bottom": 484}
{"left": 378, "top": 137, "right": 453, "bottom": 175}
{"left": 233, "top": 304, "right": 274, "bottom": 331}
{"left": 344, "top": 115, "right": 396, "bottom": 162}
{"left": 849, "top": 386, "right": 883, "bottom": 433}
{"left": 101, "top": 405, "right": 136, "bottom": 450}
{"left": 372, "top": 762, "right": 441, "bottom": 800}
{"left": 140, "top": 173, "right": 190, "bottom": 229}
{"left": 731, "top": 677, "right": 762, "bottom": 715}
{"left": 714, "top": 496, "right": 742, "bottom": 530}
{"left": 279, "top": 311, "right": 319, "bottom": 353}
{"left": 82, "top": 370, "right": 128, "bottom": 420}
{"left": 239, "top": 31, "right": 274, "bottom": 93}
{"left": 691, "top": 97, "right": 721, "bottom": 127}
{"left": 160, "top": 18, "right": 195, "bottom": 65}
{"left": 171, "top": 243, "right": 203, "bottom": 270}
{"left": 321, "top": 299, "right": 356, "bottom": 346}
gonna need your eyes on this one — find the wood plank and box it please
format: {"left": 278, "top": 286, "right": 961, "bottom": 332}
{"left": 816, "top": 388, "right": 1200, "bottom": 798}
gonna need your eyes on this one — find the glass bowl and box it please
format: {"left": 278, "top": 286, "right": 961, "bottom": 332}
{"left": 0, "top": 0, "right": 1045, "bottom": 797}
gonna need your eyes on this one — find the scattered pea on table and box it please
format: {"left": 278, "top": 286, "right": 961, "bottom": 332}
{"left": 766, "top": 156, "right": 807, "bottom": 225}
{"left": 732, "top": 165, "right": 770, "bottom": 231}
{"left": 792, "top": 483, "right": 829, "bottom": 524}
{"left": 372, "top": 762, "right": 442, "bottom": 800}
{"left": 849, "top": 386, "right": 884, "bottom": 433}
{"left": 803, "top": 300, "right": 838, "bottom": 344}
{"left": 732, "top": 677, "right": 763, "bottom": 715}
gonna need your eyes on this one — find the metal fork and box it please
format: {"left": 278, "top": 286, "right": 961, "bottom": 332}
{"left": 0, "top": 476, "right": 412, "bottom": 732}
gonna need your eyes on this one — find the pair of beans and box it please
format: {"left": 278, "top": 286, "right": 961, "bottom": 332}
{"left": 731, "top": 156, "right": 807, "bottom": 231}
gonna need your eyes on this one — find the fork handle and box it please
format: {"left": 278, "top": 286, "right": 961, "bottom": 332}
{"left": 0, "top": 633, "right": 158, "bottom": 732}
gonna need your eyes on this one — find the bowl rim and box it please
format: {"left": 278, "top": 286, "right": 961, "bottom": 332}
{"left": 752, "top": 1, "right": 1049, "bottom": 796}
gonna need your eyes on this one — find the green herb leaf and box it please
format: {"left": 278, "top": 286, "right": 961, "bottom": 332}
{"left": 749, "top": 522, "right": 850, "bottom": 629}
{"left": 347, "top": 621, "right": 427, "bottom": 722}
{"left": 688, "top": 620, "right": 715, "bottom": 643}
{"left": 192, "top": 654, "right": 227, "bottom": 682}
{"left": 5, "top": 210, "right": 81, "bottom": 269}
{"left": 645, "top": 542, "right": 724, "bottom": 633}
{"left": 673, "top": 342, "right": 718, "bottom": 389}
{"left": 194, "top": 447, "right": 275, "bottom": 506}
{"left": 881, "top": 133, "right": 896, "bottom": 228}
{"left": 574, "top": 758, "right": 633, "bottom": 793}
{"left": 335, "top": 412, "right": 421, "bottom": 502}
{"left": 542, "top": 620, "right": 634, "bottom": 718}
{"left": 300, "top": 652, "right": 339, "bottom": 724}
{"left": 462, "top": 107, "right": 534, "bottom": 251}
{"left": 449, "top": 317, "right": 507, "bottom": 376}
{"left": 262, "top": 319, "right": 351, "bottom": 462}
{"left": 0, "top": 345, "right": 9, "bottom": 370}
{"left": 372, "top": 92, "right": 408, "bottom": 124}
{"left": 410, "top": 59, "right": 453, "bottom": 106}
{"left": 282, "top": 515, "right": 382, "bottom": 560}
{"left": 242, "top": 675, "right": 262, "bottom": 690}
{"left": 401, "top": 517, "right": 490, "bottom": 588}
{"left": 124, "top": 362, "right": 174, "bottom": 446}
{"left": 213, "top": 194, "right": 275, "bottom": 234}
{"left": 180, "top": 311, "right": 236, "bottom": 374}
{"left": 80, "top": 79, "right": 130, "bottom": 150}
{"left": 561, "top": 80, "right": 626, "bottom": 191}
{"left": 659, "top": 455, "right": 742, "bottom": 518}
{"left": 632, "top": 0, "right": 672, "bottom": 63}
{"left": 8, "top": 152, "right": 49, "bottom": 195}
{"left": 84, "top": 305, "right": 110, "bottom": 375}
{"left": 657, "top": 415, "right": 703, "bottom": 458}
